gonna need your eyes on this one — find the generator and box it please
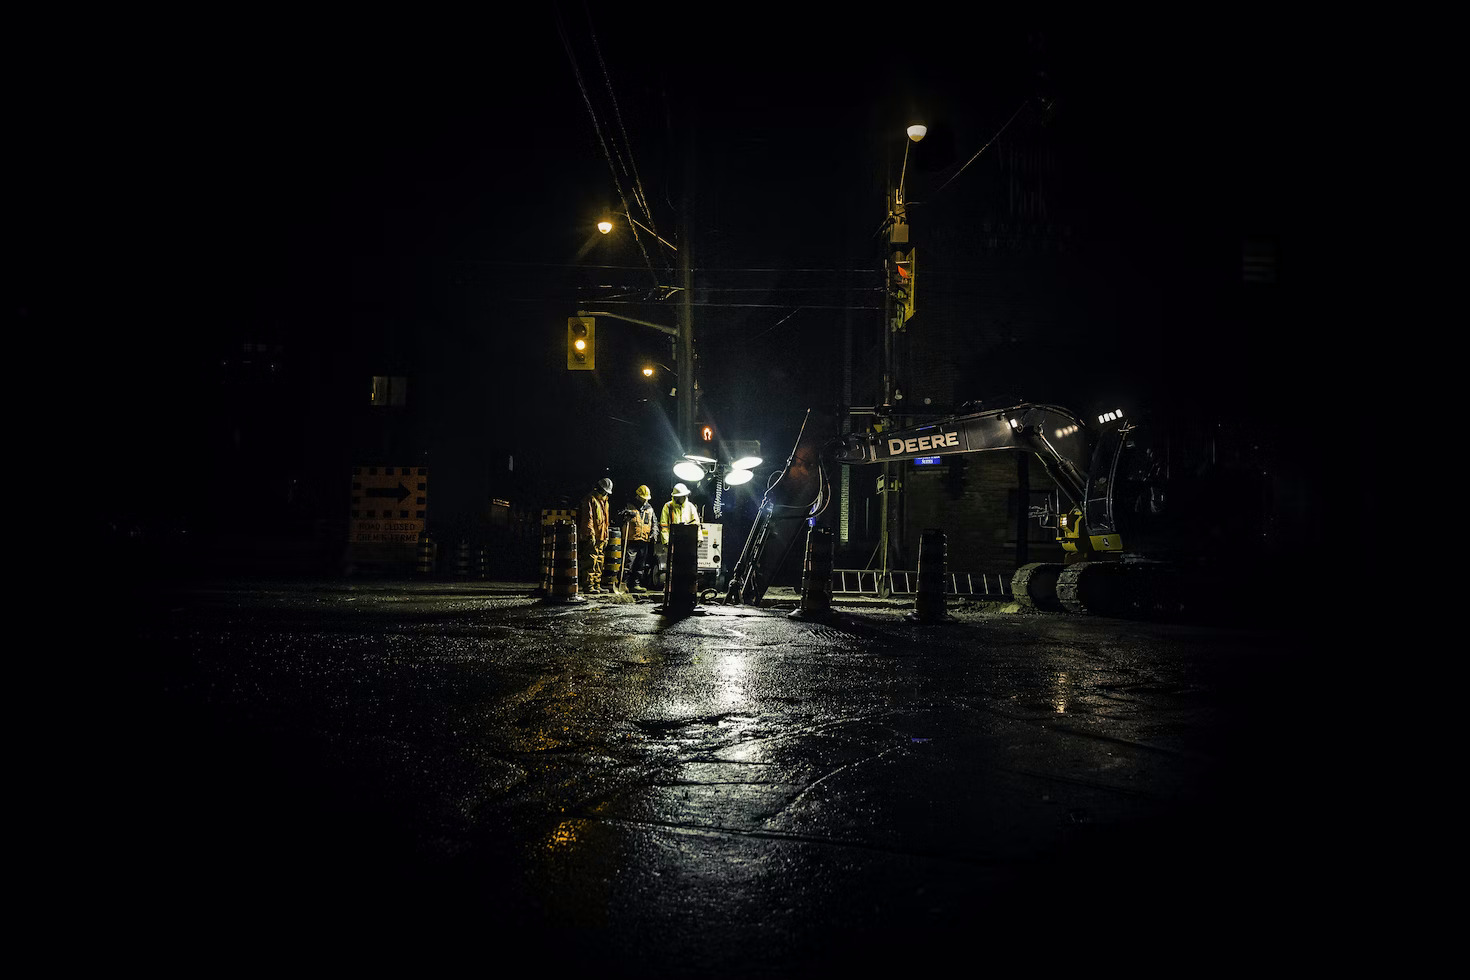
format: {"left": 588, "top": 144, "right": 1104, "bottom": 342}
{"left": 696, "top": 523, "right": 722, "bottom": 571}
{"left": 696, "top": 523, "right": 723, "bottom": 588}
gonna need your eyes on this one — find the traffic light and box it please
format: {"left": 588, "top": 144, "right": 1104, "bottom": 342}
{"left": 894, "top": 248, "right": 916, "bottom": 322}
{"left": 567, "top": 316, "right": 595, "bottom": 370}
{"left": 697, "top": 422, "right": 716, "bottom": 444}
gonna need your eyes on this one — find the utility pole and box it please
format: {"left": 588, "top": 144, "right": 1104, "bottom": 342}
{"left": 678, "top": 106, "right": 697, "bottom": 454}
{"left": 678, "top": 224, "right": 694, "bottom": 453}
{"left": 878, "top": 187, "right": 906, "bottom": 597}
{"left": 879, "top": 125, "right": 924, "bottom": 597}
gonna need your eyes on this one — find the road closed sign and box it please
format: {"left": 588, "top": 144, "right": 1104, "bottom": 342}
{"left": 350, "top": 466, "right": 427, "bottom": 543}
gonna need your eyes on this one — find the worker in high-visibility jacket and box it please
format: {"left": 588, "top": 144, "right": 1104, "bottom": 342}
{"left": 659, "top": 483, "right": 699, "bottom": 545}
{"left": 658, "top": 483, "right": 700, "bottom": 583}
{"left": 578, "top": 477, "right": 612, "bottom": 593}
{"left": 623, "top": 485, "right": 656, "bottom": 593}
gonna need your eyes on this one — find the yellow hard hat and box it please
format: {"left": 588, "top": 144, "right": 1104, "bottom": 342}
{"left": 636, "top": 485, "right": 650, "bottom": 500}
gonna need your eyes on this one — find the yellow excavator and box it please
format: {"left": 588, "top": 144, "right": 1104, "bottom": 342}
{"left": 724, "top": 402, "right": 1274, "bottom": 619}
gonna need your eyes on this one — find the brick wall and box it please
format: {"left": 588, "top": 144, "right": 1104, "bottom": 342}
{"left": 899, "top": 453, "right": 1064, "bottom": 575}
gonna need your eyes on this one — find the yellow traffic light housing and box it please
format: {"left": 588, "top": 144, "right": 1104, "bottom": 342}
{"left": 567, "top": 316, "right": 595, "bottom": 370}
{"left": 895, "top": 248, "right": 916, "bottom": 323}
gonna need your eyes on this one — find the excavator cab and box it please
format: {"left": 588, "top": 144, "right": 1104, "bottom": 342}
{"left": 1031, "top": 490, "right": 1088, "bottom": 558}
{"left": 1055, "top": 503, "right": 1088, "bottom": 556}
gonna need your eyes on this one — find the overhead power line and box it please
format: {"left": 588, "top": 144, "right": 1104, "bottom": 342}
{"left": 586, "top": 6, "right": 654, "bottom": 229}
{"left": 554, "top": 2, "right": 661, "bottom": 283}
{"left": 579, "top": 299, "right": 882, "bottom": 311}
{"left": 930, "top": 97, "right": 1035, "bottom": 197}
{"left": 449, "top": 259, "right": 881, "bottom": 275}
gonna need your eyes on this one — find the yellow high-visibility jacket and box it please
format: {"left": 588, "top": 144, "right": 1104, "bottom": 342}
{"left": 659, "top": 498, "right": 699, "bottom": 547}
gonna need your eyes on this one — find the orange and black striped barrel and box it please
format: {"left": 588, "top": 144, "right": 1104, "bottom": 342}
{"left": 913, "top": 528, "right": 948, "bottom": 622}
{"left": 537, "top": 525, "right": 555, "bottom": 593}
{"left": 797, "top": 526, "right": 834, "bottom": 618}
{"left": 602, "top": 528, "right": 623, "bottom": 590}
{"left": 550, "top": 521, "right": 580, "bottom": 600}
{"left": 664, "top": 524, "right": 698, "bottom": 613}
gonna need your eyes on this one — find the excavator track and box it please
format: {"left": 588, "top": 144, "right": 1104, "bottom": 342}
{"left": 1011, "top": 562, "right": 1066, "bottom": 612}
{"left": 1056, "top": 560, "right": 1184, "bottom": 618}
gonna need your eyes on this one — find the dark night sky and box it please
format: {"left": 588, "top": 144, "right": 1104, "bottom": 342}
{"left": 17, "top": 9, "right": 1341, "bottom": 537}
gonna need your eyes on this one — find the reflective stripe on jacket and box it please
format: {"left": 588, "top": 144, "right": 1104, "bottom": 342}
{"left": 628, "top": 501, "right": 655, "bottom": 542}
{"left": 659, "top": 499, "right": 699, "bottom": 546}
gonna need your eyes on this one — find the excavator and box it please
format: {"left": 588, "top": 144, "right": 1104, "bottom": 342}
{"left": 723, "top": 402, "right": 1275, "bottom": 619}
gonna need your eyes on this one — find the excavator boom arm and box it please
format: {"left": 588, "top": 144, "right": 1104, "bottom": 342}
{"left": 723, "top": 404, "right": 1097, "bottom": 607}
{"left": 724, "top": 410, "right": 836, "bottom": 606}
{"left": 835, "top": 403, "right": 1092, "bottom": 505}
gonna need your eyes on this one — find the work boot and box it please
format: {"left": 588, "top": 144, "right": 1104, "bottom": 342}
{"left": 630, "top": 585, "right": 647, "bottom": 594}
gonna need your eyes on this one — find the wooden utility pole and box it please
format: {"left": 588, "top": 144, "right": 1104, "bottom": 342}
{"left": 677, "top": 102, "right": 697, "bottom": 454}
{"left": 879, "top": 187, "right": 911, "bottom": 598}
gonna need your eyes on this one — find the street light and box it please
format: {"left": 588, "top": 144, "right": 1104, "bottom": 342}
{"left": 877, "top": 121, "right": 927, "bottom": 598}
{"left": 893, "top": 124, "right": 929, "bottom": 208}
{"left": 641, "top": 360, "right": 674, "bottom": 380}
{"left": 589, "top": 211, "right": 696, "bottom": 454}
{"left": 598, "top": 212, "right": 678, "bottom": 252}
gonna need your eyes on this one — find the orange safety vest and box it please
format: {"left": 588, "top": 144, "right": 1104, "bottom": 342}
{"left": 628, "top": 502, "right": 655, "bottom": 542}
{"left": 579, "top": 491, "right": 609, "bottom": 545}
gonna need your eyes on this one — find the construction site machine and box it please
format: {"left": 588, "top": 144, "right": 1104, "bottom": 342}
{"left": 724, "top": 402, "right": 1277, "bottom": 619}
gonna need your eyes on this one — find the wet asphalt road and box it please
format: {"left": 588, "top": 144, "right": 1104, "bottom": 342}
{"left": 76, "top": 581, "right": 1333, "bottom": 971}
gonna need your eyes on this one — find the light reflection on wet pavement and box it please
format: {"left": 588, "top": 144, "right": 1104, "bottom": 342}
{"left": 90, "top": 581, "right": 1329, "bottom": 970}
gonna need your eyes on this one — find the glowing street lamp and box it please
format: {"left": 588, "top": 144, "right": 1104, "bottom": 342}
{"left": 598, "top": 213, "right": 677, "bottom": 251}
{"left": 898, "top": 123, "right": 927, "bottom": 207}
{"left": 591, "top": 212, "right": 694, "bottom": 451}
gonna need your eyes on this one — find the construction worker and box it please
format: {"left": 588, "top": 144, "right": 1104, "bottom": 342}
{"left": 658, "top": 483, "right": 700, "bottom": 583}
{"left": 578, "top": 477, "right": 612, "bottom": 594}
{"left": 622, "top": 485, "right": 656, "bottom": 593}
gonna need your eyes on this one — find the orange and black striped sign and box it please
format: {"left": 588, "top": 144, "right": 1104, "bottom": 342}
{"left": 350, "top": 466, "right": 428, "bottom": 543}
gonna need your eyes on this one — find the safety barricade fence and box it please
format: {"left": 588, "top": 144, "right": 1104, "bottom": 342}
{"left": 830, "top": 569, "right": 1013, "bottom": 598}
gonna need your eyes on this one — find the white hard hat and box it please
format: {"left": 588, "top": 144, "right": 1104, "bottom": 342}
{"left": 671, "top": 483, "right": 690, "bottom": 497}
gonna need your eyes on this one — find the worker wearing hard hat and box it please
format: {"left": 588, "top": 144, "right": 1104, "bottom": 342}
{"left": 657, "top": 482, "right": 700, "bottom": 588}
{"left": 623, "top": 484, "right": 656, "bottom": 593}
{"left": 578, "top": 477, "right": 613, "bottom": 594}
{"left": 659, "top": 482, "right": 699, "bottom": 548}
